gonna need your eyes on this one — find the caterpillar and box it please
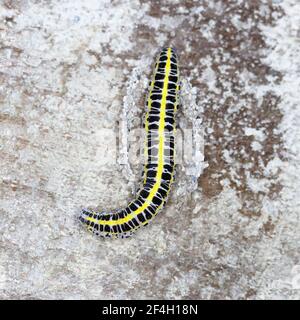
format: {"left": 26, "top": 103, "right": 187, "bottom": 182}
{"left": 79, "top": 47, "right": 180, "bottom": 238}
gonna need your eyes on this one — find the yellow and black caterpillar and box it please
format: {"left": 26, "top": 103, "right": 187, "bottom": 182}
{"left": 79, "top": 47, "right": 180, "bottom": 238}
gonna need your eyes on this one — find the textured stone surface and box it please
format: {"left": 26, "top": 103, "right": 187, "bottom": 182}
{"left": 0, "top": 0, "right": 299, "bottom": 299}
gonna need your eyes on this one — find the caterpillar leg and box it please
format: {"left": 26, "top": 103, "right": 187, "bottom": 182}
{"left": 79, "top": 208, "right": 135, "bottom": 239}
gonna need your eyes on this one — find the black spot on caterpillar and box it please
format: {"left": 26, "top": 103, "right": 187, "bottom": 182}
{"left": 79, "top": 47, "right": 180, "bottom": 238}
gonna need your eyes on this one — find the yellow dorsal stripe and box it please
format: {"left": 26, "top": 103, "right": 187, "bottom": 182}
{"left": 87, "top": 48, "right": 172, "bottom": 226}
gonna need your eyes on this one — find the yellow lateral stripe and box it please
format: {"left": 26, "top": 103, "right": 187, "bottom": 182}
{"left": 87, "top": 48, "right": 172, "bottom": 226}
{"left": 86, "top": 151, "right": 176, "bottom": 236}
{"left": 143, "top": 54, "right": 160, "bottom": 184}
{"left": 89, "top": 195, "right": 167, "bottom": 237}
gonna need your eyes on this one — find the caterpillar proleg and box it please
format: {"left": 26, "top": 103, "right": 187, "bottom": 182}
{"left": 79, "top": 47, "right": 180, "bottom": 238}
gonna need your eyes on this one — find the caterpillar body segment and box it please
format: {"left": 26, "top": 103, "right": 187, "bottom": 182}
{"left": 79, "top": 47, "right": 180, "bottom": 238}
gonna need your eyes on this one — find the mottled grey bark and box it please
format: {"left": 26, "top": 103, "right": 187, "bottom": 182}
{"left": 0, "top": 0, "right": 299, "bottom": 299}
